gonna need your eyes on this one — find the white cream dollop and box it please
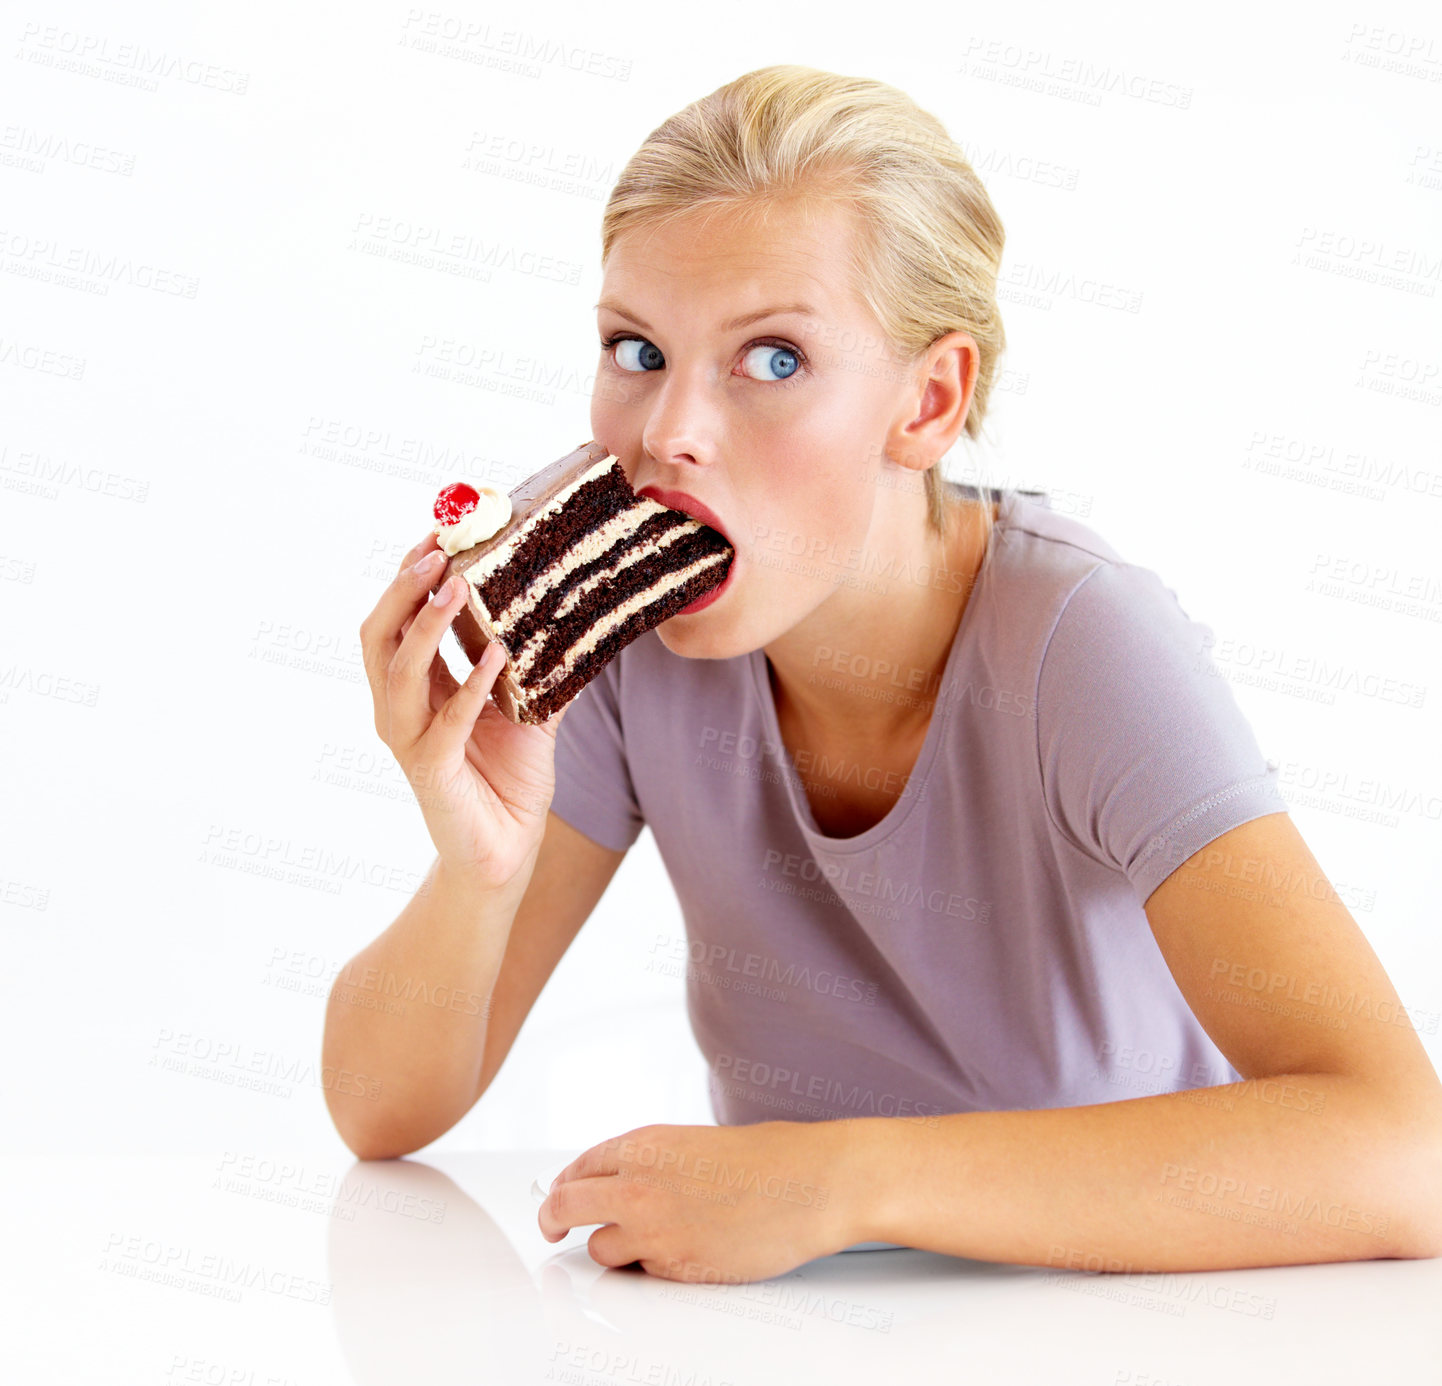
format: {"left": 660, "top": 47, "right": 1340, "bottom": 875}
{"left": 434, "top": 486, "right": 512, "bottom": 555}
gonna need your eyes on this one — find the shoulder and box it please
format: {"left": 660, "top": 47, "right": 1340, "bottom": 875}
{"left": 958, "top": 488, "right": 1135, "bottom": 675}
{"left": 980, "top": 488, "right": 1195, "bottom": 655}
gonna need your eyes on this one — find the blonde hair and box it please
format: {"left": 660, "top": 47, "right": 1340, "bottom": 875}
{"left": 600, "top": 64, "right": 1009, "bottom": 539}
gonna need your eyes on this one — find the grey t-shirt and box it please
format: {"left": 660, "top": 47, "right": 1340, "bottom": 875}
{"left": 549, "top": 486, "right": 1290, "bottom": 1124}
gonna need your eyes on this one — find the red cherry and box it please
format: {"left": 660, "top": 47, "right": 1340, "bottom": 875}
{"left": 434, "top": 482, "right": 480, "bottom": 525}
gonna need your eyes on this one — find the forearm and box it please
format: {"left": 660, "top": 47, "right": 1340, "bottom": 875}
{"left": 833, "top": 1073, "right": 1442, "bottom": 1270}
{"left": 321, "top": 855, "right": 528, "bottom": 1158}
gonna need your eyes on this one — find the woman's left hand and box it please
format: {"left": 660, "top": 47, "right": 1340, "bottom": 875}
{"left": 537, "top": 1120, "right": 861, "bottom": 1282}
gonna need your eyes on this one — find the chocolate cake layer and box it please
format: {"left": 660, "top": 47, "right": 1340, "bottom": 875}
{"left": 442, "top": 441, "right": 734, "bottom": 724}
{"left": 504, "top": 522, "right": 729, "bottom": 678}
{"left": 520, "top": 557, "right": 731, "bottom": 722}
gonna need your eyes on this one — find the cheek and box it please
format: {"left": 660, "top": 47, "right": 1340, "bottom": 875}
{"left": 744, "top": 486, "right": 869, "bottom": 600}
{"left": 590, "top": 372, "right": 646, "bottom": 442}
{"left": 756, "top": 443, "right": 871, "bottom": 549}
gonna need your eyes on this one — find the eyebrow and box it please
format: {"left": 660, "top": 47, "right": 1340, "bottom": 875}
{"left": 594, "top": 300, "right": 819, "bottom": 332}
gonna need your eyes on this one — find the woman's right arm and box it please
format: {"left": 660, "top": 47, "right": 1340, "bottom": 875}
{"left": 322, "top": 527, "right": 625, "bottom": 1159}
{"left": 322, "top": 814, "right": 624, "bottom": 1161}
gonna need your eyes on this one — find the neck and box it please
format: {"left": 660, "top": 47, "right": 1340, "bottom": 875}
{"left": 761, "top": 491, "right": 992, "bottom": 746}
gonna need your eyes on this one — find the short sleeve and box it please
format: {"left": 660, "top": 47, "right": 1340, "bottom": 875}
{"left": 549, "top": 654, "right": 646, "bottom": 853}
{"left": 1036, "top": 561, "right": 1290, "bottom": 905}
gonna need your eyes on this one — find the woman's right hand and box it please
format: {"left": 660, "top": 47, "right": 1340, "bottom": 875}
{"left": 360, "top": 528, "right": 572, "bottom": 893}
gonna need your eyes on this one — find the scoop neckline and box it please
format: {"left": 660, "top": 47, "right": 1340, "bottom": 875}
{"left": 747, "top": 485, "right": 1020, "bottom": 855}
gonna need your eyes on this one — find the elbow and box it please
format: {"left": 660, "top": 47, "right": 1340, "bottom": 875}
{"left": 1388, "top": 1161, "right": 1442, "bottom": 1260}
{"left": 330, "top": 1107, "right": 429, "bottom": 1162}
{"left": 1378, "top": 1093, "right": 1442, "bottom": 1259}
{"left": 335, "top": 1121, "right": 426, "bottom": 1163}
{"left": 325, "top": 1093, "right": 426, "bottom": 1163}
{"left": 348, "top": 1138, "right": 415, "bottom": 1163}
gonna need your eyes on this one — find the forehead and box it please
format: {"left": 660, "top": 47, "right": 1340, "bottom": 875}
{"left": 601, "top": 197, "right": 863, "bottom": 314}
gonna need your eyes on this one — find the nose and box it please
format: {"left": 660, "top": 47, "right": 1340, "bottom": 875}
{"left": 639, "top": 362, "right": 719, "bottom": 472}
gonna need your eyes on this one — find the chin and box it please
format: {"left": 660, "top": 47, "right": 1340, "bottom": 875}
{"left": 657, "top": 608, "right": 761, "bottom": 663}
{"left": 653, "top": 619, "right": 745, "bottom": 661}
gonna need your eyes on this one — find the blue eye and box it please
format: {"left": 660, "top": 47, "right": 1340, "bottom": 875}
{"left": 600, "top": 332, "right": 806, "bottom": 382}
{"left": 611, "top": 337, "right": 664, "bottom": 372}
{"left": 742, "top": 344, "right": 799, "bottom": 381}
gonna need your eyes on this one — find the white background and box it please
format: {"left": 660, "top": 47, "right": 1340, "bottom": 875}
{"left": 2, "top": 0, "right": 1439, "bottom": 1162}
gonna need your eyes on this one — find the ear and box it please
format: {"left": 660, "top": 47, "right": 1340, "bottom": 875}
{"left": 885, "top": 331, "right": 980, "bottom": 473}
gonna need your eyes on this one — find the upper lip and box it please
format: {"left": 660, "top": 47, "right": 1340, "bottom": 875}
{"left": 636, "top": 485, "right": 734, "bottom": 548}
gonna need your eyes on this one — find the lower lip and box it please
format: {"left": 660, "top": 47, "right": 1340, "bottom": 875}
{"left": 678, "top": 551, "right": 737, "bottom": 614}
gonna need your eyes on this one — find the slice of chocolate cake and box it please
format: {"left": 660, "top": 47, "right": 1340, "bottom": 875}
{"left": 434, "top": 441, "right": 734, "bottom": 724}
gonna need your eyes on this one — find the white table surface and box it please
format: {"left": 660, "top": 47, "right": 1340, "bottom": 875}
{"left": 8, "top": 1149, "right": 1439, "bottom": 1385}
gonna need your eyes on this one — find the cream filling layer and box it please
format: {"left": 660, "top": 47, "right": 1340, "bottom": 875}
{"left": 525, "top": 551, "right": 731, "bottom": 689}
{"left": 552, "top": 521, "right": 697, "bottom": 622}
{"left": 461, "top": 454, "right": 618, "bottom": 585}
{"left": 488, "top": 500, "right": 679, "bottom": 630}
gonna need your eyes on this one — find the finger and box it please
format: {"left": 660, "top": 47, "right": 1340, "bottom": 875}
{"left": 426, "top": 643, "right": 508, "bottom": 761}
{"left": 427, "top": 645, "right": 464, "bottom": 713}
{"left": 539, "top": 1174, "right": 622, "bottom": 1242}
{"left": 587, "top": 1225, "right": 642, "bottom": 1269}
{"left": 550, "top": 1133, "right": 627, "bottom": 1191}
{"left": 397, "top": 528, "right": 442, "bottom": 581}
{"left": 361, "top": 547, "right": 448, "bottom": 709}
{"left": 385, "top": 573, "right": 470, "bottom": 750}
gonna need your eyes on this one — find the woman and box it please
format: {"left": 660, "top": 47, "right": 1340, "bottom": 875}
{"left": 334, "top": 65, "right": 1442, "bottom": 1283}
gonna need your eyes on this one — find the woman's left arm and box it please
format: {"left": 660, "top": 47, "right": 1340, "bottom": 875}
{"left": 540, "top": 812, "right": 1442, "bottom": 1279}
{"left": 842, "top": 810, "right": 1442, "bottom": 1270}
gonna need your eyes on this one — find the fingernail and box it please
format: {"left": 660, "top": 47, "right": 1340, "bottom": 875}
{"left": 430, "top": 577, "right": 455, "bottom": 605}
{"left": 415, "top": 550, "right": 444, "bottom": 573}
